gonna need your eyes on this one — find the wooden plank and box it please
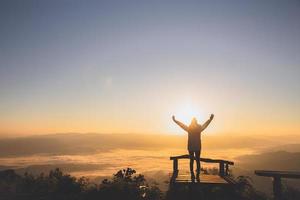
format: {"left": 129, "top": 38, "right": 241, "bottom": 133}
{"left": 171, "top": 171, "right": 229, "bottom": 184}
{"left": 273, "top": 176, "right": 282, "bottom": 200}
{"left": 176, "top": 174, "right": 228, "bottom": 184}
{"left": 255, "top": 170, "right": 300, "bottom": 179}
{"left": 170, "top": 155, "right": 234, "bottom": 165}
{"left": 219, "top": 161, "right": 225, "bottom": 176}
{"left": 173, "top": 159, "right": 178, "bottom": 171}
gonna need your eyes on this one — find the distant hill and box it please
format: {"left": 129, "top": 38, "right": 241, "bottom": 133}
{"left": 234, "top": 150, "right": 300, "bottom": 194}
{"left": 0, "top": 133, "right": 166, "bottom": 157}
{"left": 265, "top": 143, "right": 300, "bottom": 153}
{"left": 0, "top": 133, "right": 280, "bottom": 157}
{"left": 13, "top": 163, "right": 111, "bottom": 176}
{"left": 236, "top": 151, "right": 300, "bottom": 171}
{"left": 0, "top": 133, "right": 185, "bottom": 157}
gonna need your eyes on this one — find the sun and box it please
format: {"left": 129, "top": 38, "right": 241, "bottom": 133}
{"left": 173, "top": 103, "right": 206, "bottom": 125}
{"left": 166, "top": 100, "right": 212, "bottom": 134}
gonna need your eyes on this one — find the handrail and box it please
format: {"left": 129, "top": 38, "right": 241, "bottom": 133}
{"left": 170, "top": 154, "right": 234, "bottom": 177}
{"left": 170, "top": 154, "right": 234, "bottom": 165}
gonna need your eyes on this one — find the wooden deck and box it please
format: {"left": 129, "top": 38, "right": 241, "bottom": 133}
{"left": 173, "top": 172, "right": 228, "bottom": 184}
{"left": 169, "top": 155, "right": 235, "bottom": 186}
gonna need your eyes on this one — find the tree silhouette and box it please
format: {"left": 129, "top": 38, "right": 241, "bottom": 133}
{"left": 99, "top": 168, "right": 161, "bottom": 200}
{"left": 0, "top": 168, "right": 161, "bottom": 200}
{"left": 1, "top": 168, "right": 300, "bottom": 200}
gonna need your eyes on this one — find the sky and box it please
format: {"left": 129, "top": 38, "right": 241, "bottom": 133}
{"left": 0, "top": 0, "right": 299, "bottom": 137}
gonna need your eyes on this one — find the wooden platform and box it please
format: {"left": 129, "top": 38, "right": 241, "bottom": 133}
{"left": 173, "top": 173, "right": 228, "bottom": 184}
{"left": 169, "top": 155, "right": 236, "bottom": 186}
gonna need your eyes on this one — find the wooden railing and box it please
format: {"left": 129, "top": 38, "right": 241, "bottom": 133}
{"left": 255, "top": 170, "right": 300, "bottom": 200}
{"left": 170, "top": 155, "right": 234, "bottom": 177}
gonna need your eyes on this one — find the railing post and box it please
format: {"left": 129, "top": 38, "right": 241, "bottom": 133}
{"left": 173, "top": 159, "right": 178, "bottom": 172}
{"left": 225, "top": 163, "right": 229, "bottom": 175}
{"left": 273, "top": 176, "right": 282, "bottom": 200}
{"left": 219, "top": 161, "right": 225, "bottom": 176}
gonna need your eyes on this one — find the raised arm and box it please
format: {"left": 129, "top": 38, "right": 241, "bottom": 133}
{"left": 172, "top": 115, "right": 188, "bottom": 132}
{"left": 201, "top": 114, "right": 214, "bottom": 131}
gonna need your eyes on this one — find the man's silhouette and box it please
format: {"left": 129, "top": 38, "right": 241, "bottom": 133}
{"left": 172, "top": 114, "right": 214, "bottom": 181}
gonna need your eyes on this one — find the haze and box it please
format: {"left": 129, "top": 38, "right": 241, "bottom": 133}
{"left": 0, "top": 0, "right": 299, "bottom": 137}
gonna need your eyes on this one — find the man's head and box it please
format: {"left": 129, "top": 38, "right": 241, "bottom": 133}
{"left": 190, "top": 117, "right": 198, "bottom": 126}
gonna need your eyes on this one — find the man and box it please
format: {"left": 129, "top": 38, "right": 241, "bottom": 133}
{"left": 172, "top": 114, "right": 214, "bottom": 181}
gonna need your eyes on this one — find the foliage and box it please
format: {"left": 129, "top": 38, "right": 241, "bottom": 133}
{"left": 166, "top": 175, "right": 268, "bottom": 200}
{"left": 282, "top": 183, "right": 300, "bottom": 200}
{"left": 0, "top": 168, "right": 161, "bottom": 200}
{"left": 1, "top": 167, "right": 300, "bottom": 200}
{"left": 98, "top": 168, "right": 161, "bottom": 200}
{"left": 234, "top": 176, "right": 268, "bottom": 200}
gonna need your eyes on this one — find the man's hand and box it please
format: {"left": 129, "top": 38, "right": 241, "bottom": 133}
{"left": 202, "top": 114, "right": 214, "bottom": 131}
{"left": 172, "top": 115, "right": 188, "bottom": 131}
{"left": 172, "top": 115, "right": 176, "bottom": 122}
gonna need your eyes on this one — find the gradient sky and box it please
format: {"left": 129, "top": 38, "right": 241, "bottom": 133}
{"left": 0, "top": 0, "right": 299, "bottom": 136}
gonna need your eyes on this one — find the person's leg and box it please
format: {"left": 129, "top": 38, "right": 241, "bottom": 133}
{"left": 195, "top": 151, "right": 200, "bottom": 177}
{"left": 188, "top": 151, "right": 195, "bottom": 182}
{"left": 188, "top": 150, "right": 194, "bottom": 173}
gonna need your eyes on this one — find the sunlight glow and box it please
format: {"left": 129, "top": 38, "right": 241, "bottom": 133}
{"left": 173, "top": 102, "right": 206, "bottom": 126}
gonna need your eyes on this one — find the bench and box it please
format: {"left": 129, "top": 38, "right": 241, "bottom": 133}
{"left": 255, "top": 170, "right": 300, "bottom": 200}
